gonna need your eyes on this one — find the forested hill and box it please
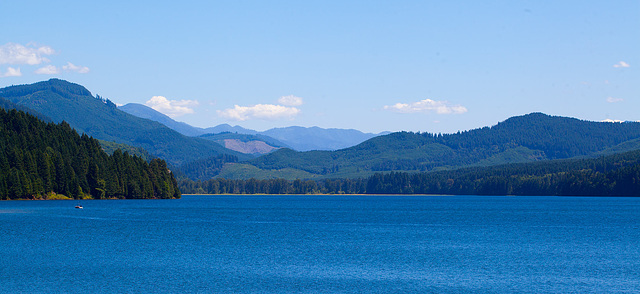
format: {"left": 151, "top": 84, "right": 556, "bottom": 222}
{"left": 421, "top": 113, "right": 640, "bottom": 158}
{"left": 0, "top": 108, "right": 180, "bottom": 200}
{"left": 0, "top": 79, "right": 248, "bottom": 166}
{"left": 247, "top": 113, "right": 640, "bottom": 179}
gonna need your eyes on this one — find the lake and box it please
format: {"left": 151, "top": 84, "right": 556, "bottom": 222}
{"left": 1, "top": 195, "right": 639, "bottom": 293}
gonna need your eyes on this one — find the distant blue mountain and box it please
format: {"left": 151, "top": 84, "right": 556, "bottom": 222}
{"left": 119, "top": 103, "right": 386, "bottom": 151}
{"left": 119, "top": 103, "right": 204, "bottom": 136}
{"left": 119, "top": 104, "right": 259, "bottom": 137}
{"left": 202, "top": 124, "right": 258, "bottom": 135}
{"left": 261, "top": 126, "right": 387, "bottom": 151}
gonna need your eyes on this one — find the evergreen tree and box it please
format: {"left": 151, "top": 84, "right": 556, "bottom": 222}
{"left": 0, "top": 108, "right": 181, "bottom": 199}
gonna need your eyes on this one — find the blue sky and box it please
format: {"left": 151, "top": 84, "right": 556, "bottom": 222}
{"left": 1, "top": 0, "right": 637, "bottom": 133}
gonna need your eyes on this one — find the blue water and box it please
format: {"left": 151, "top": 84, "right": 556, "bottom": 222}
{"left": 1, "top": 195, "right": 639, "bottom": 293}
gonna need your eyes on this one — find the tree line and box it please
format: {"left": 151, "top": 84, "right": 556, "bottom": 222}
{"left": 179, "top": 148, "right": 640, "bottom": 196}
{"left": 0, "top": 108, "right": 180, "bottom": 200}
{"left": 179, "top": 178, "right": 367, "bottom": 195}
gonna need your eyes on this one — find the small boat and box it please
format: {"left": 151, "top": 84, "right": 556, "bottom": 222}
{"left": 75, "top": 204, "right": 83, "bottom": 209}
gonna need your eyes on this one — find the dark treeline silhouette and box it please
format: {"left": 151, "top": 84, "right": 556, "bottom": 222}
{"left": 180, "top": 149, "right": 640, "bottom": 196}
{"left": 0, "top": 108, "right": 180, "bottom": 200}
{"left": 180, "top": 178, "right": 367, "bottom": 195}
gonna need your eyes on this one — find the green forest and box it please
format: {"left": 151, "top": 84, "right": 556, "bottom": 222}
{"left": 4, "top": 102, "right": 640, "bottom": 198}
{"left": 246, "top": 113, "right": 640, "bottom": 179}
{"left": 0, "top": 108, "right": 180, "bottom": 200}
{"left": 3, "top": 79, "right": 640, "bottom": 198}
{"left": 179, "top": 148, "right": 640, "bottom": 196}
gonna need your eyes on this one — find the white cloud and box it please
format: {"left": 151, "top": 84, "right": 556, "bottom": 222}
{"left": 607, "top": 97, "right": 623, "bottom": 103}
{"left": 63, "top": 62, "right": 89, "bottom": 73}
{"left": 278, "top": 95, "right": 303, "bottom": 106}
{"left": 218, "top": 104, "right": 300, "bottom": 121}
{"left": 1, "top": 67, "right": 21, "bottom": 77}
{"left": 602, "top": 119, "right": 624, "bottom": 123}
{"left": 613, "top": 61, "right": 630, "bottom": 68}
{"left": 0, "top": 43, "right": 55, "bottom": 65}
{"left": 145, "top": 96, "right": 199, "bottom": 117}
{"left": 35, "top": 65, "right": 60, "bottom": 75}
{"left": 383, "top": 99, "right": 467, "bottom": 114}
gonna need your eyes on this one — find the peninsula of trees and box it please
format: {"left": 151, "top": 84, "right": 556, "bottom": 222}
{"left": 0, "top": 108, "right": 180, "bottom": 200}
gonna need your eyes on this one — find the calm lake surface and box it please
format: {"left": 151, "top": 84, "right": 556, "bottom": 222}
{"left": 1, "top": 195, "right": 639, "bottom": 293}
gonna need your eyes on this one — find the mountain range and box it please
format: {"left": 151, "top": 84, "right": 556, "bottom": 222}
{"left": 119, "top": 103, "right": 387, "bottom": 151}
{"left": 3, "top": 79, "right": 640, "bottom": 183}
